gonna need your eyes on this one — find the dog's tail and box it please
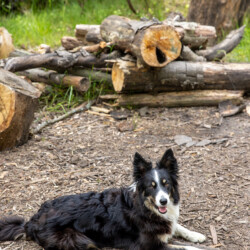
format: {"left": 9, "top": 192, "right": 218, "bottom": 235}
{"left": 0, "top": 216, "right": 26, "bottom": 241}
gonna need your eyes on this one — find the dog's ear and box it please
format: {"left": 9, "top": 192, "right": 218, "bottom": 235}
{"left": 133, "top": 152, "right": 152, "bottom": 181}
{"left": 158, "top": 149, "right": 178, "bottom": 175}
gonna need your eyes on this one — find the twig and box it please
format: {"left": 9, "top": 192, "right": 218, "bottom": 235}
{"left": 209, "top": 225, "right": 218, "bottom": 245}
{"left": 126, "top": 0, "right": 137, "bottom": 14}
{"left": 32, "top": 100, "right": 95, "bottom": 134}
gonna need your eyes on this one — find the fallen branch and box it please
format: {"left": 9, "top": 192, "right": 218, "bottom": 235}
{"left": 68, "top": 68, "right": 112, "bottom": 84}
{"left": 180, "top": 46, "right": 206, "bottom": 62}
{"left": 18, "top": 68, "right": 90, "bottom": 93}
{"left": 33, "top": 100, "right": 95, "bottom": 134}
{"left": 196, "top": 25, "right": 245, "bottom": 61}
{"left": 3, "top": 50, "right": 122, "bottom": 72}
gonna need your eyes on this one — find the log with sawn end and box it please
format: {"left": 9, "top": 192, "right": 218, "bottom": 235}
{"left": 112, "top": 59, "right": 250, "bottom": 93}
{"left": 115, "top": 90, "right": 244, "bottom": 107}
{"left": 0, "top": 68, "right": 41, "bottom": 151}
{"left": 100, "top": 15, "right": 182, "bottom": 68}
{"left": 3, "top": 50, "right": 122, "bottom": 72}
{"left": 18, "top": 68, "right": 90, "bottom": 93}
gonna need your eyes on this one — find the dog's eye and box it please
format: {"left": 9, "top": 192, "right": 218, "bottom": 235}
{"left": 151, "top": 181, "right": 156, "bottom": 188}
{"left": 162, "top": 179, "right": 168, "bottom": 185}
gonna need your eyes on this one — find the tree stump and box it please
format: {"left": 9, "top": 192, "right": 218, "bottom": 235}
{"left": 0, "top": 69, "right": 41, "bottom": 151}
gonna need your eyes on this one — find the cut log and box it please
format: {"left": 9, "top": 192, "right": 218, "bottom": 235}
{"left": 3, "top": 50, "right": 122, "bottom": 73}
{"left": 0, "top": 69, "right": 41, "bottom": 151}
{"left": 0, "top": 27, "right": 14, "bottom": 59}
{"left": 18, "top": 69, "right": 90, "bottom": 93}
{"left": 75, "top": 24, "right": 101, "bottom": 44}
{"left": 112, "top": 59, "right": 250, "bottom": 93}
{"left": 196, "top": 25, "right": 245, "bottom": 61}
{"left": 100, "top": 15, "right": 182, "bottom": 68}
{"left": 163, "top": 20, "right": 217, "bottom": 49}
{"left": 115, "top": 90, "right": 244, "bottom": 107}
{"left": 61, "top": 36, "right": 83, "bottom": 50}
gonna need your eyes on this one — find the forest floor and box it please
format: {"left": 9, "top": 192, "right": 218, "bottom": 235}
{"left": 0, "top": 103, "right": 249, "bottom": 250}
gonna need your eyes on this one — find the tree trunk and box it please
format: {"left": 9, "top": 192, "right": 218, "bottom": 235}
{"left": 18, "top": 69, "right": 90, "bottom": 93}
{"left": 112, "top": 59, "right": 250, "bottom": 93}
{"left": 3, "top": 50, "right": 122, "bottom": 73}
{"left": 188, "top": 0, "right": 249, "bottom": 36}
{"left": 100, "top": 15, "right": 182, "bottom": 68}
{"left": 115, "top": 90, "right": 244, "bottom": 107}
{"left": 0, "top": 69, "right": 41, "bottom": 151}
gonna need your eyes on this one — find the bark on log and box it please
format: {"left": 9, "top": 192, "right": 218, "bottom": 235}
{"left": 3, "top": 50, "right": 122, "bottom": 73}
{"left": 196, "top": 25, "right": 245, "bottom": 61}
{"left": 163, "top": 20, "right": 217, "bottom": 49}
{"left": 112, "top": 59, "right": 250, "bottom": 93}
{"left": 115, "top": 90, "right": 244, "bottom": 107}
{"left": 18, "top": 68, "right": 90, "bottom": 93}
{"left": 68, "top": 68, "right": 112, "bottom": 84}
{"left": 100, "top": 15, "right": 182, "bottom": 68}
{"left": 188, "top": 0, "right": 249, "bottom": 36}
{"left": 82, "top": 20, "right": 216, "bottom": 52}
{"left": 61, "top": 36, "right": 83, "bottom": 50}
{"left": 75, "top": 24, "right": 101, "bottom": 44}
{"left": 0, "top": 69, "right": 41, "bottom": 151}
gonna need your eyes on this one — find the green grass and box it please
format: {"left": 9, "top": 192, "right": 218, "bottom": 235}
{"left": 0, "top": 0, "right": 190, "bottom": 48}
{"left": 224, "top": 16, "right": 250, "bottom": 62}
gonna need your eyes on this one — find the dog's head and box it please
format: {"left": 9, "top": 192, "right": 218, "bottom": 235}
{"left": 133, "top": 149, "right": 179, "bottom": 217}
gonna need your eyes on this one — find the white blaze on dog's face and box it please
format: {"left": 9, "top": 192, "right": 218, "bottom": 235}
{"left": 133, "top": 149, "right": 180, "bottom": 218}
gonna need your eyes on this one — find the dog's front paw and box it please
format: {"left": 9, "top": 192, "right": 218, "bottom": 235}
{"left": 188, "top": 231, "right": 206, "bottom": 243}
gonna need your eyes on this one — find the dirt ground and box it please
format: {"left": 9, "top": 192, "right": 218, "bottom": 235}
{"left": 0, "top": 103, "right": 249, "bottom": 250}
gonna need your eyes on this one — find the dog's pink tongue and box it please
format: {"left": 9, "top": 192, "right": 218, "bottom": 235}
{"left": 159, "top": 207, "right": 167, "bottom": 214}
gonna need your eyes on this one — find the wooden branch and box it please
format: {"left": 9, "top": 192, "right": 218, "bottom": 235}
{"left": 196, "top": 25, "right": 246, "bottom": 61}
{"left": 33, "top": 100, "right": 95, "bottom": 134}
{"left": 115, "top": 90, "right": 244, "bottom": 107}
{"left": 68, "top": 68, "right": 112, "bottom": 84}
{"left": 0, "top": 69, "right": 41, "bottom": 150}
{"left": 126, "top": 0, "right": 137, "bottom": 14}
{"left": 18, "top": 68, "right": 90, "bottom": 93}
{"left": 100, "top": 15, "right": 182, "bottom": 67}
{"left": 3, "top": 50, "right": 122, "bottom": 73}
{"left": 181, "top": 46, "right": 206, "bottom": 62}
{"left": 112, "top": 59, "right": 250, "bottom": 93}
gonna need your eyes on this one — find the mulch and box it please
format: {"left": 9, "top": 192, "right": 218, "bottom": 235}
{"left": 0, "top": 104, "right": 249, "bottom": 250}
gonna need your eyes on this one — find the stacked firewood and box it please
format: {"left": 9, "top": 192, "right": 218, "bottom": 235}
{"left": 0, "top": 15, "right": 250, "bottom": 150}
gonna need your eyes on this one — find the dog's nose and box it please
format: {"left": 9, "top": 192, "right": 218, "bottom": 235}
{"left": 160, "top": 198, "right": 168, "bottom": 205}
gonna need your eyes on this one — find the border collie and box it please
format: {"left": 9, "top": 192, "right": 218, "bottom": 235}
{"left": 0, "top": 149, "right": 206, "bottom": 250}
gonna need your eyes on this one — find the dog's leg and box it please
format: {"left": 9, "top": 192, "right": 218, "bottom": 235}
{"left": 174, "top": 224, "right": 206, "bottom": 243}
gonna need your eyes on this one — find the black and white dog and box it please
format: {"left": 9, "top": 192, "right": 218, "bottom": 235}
{"left": 0, "top": 149, "right": 206, "bottom": 250}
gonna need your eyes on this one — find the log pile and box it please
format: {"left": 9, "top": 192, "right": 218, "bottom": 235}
{"left": 0, "top": 14, "right": 249, "bottom": 149}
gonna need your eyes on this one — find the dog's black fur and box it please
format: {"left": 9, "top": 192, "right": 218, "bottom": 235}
{"left": 0, "top": 149, "right": 182, "bottom": 250}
